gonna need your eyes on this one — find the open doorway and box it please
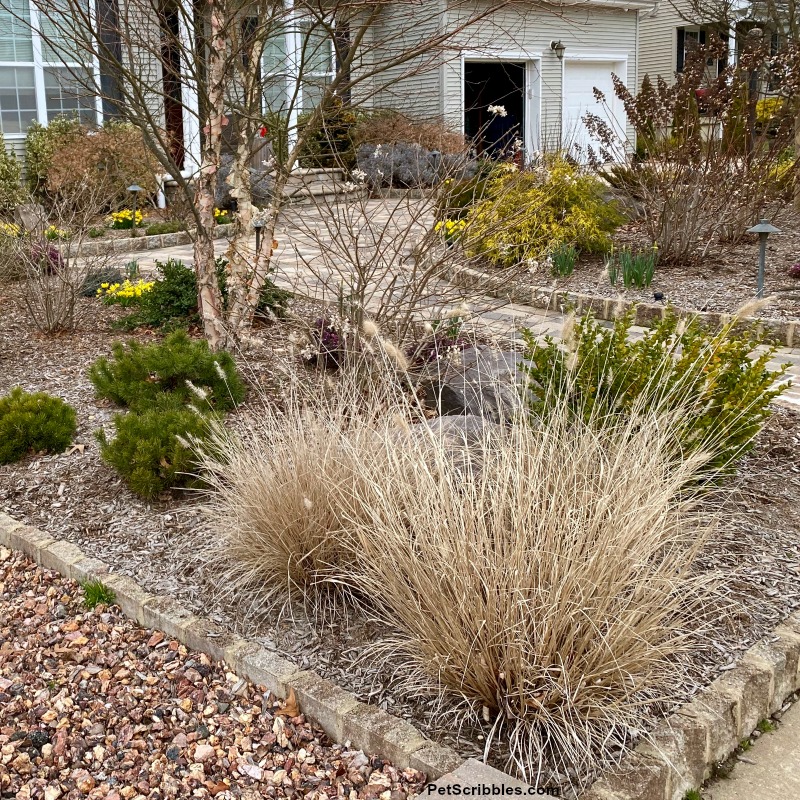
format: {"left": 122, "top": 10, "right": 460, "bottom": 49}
{"left": 464, "top": 61, "right": 525, "bottom": 158}
{"left": 159, "top": 2, "right": 185, "bottom": 169}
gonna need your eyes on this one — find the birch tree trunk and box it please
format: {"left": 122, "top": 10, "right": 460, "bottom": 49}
{"left": 193, "top": 0, "right": 228, "bottom": 350}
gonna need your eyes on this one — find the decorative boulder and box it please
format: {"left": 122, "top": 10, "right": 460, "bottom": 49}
{"left": 414, "top": 346, "right": 529, "bottom": 422}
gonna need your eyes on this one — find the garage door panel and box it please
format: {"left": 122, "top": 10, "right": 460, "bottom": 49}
{"left": 563, "top": 60, "right": 625, "bottom": 162}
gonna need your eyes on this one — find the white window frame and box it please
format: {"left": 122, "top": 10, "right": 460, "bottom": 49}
{"left": 262, "top": 3, "right": 335, "bottom": 151}
{"left": 0, "top": 0, "right": 102, "bottom": 143}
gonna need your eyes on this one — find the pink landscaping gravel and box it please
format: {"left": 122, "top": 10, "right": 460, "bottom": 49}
{"left": 0, "top": 548, "right": 428, "bottom": 800}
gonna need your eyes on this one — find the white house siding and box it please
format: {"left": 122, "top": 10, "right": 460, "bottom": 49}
{"left": 364, "top": 0, "right": 445, "bottom": 119}
{"left": 442, "top": 2, "right": 640, "bottom": 151}
{"left": 638, "top": 0, "right": 697, "bottom": 87}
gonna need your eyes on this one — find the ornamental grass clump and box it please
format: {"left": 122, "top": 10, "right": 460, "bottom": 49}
{"left": 0, "top": 387, "right": 76, "bottom": 464}
{"left": 193, "top": 362, "right": 723, "bottom": 777}
{"left": 522, "top": 307, "right": 788, "bottom": 473}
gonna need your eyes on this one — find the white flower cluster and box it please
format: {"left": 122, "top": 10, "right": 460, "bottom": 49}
{"left": 487, "top": 104, "right": 507, "bottom": 117}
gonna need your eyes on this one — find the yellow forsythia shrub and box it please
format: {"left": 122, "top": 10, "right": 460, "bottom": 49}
{"left": 462, "top": 158, "right": 623, "bottom": 267}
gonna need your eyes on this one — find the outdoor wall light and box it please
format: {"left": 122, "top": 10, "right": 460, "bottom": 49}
{"left": 253, "top": 218, "right": 264, "bottom": 253}
{"left": 550, "top": 40, "right": 566, "bottom": 60}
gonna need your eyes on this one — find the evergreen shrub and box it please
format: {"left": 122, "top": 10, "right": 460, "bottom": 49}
{"left": 0, "top": 387, "right": 76, "bottom": 464}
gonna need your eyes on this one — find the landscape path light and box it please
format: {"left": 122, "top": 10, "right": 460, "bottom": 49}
{"left": 746, "top": 218, "right": 781, "bottom": 298}
{"left": 127, "top": 184, "right": 143, "bottom": 237}
{"left": 253, "top": 218, "right": 264, "bottom": 253}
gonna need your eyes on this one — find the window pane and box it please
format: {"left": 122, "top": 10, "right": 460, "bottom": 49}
{"left": 301, "top": 78, "right": 329, "bottom": 111}
{"left": 44, "top": 67, "right": 95, "bottom": 123}
{"left": 0, "top": 0, "right": 33, "bottom": 62}
{"left": 40, "top": 1, "right": 87, "bottom": 63}
{"left": 262, "top": 74, "right": 287, "bottom": 113}
{"left": 262, "top": 29, "right": 288, "bottom": 75}
{"left": 300, "top": 24, "right": 332, "bottom": 75}
{"left": 0, "top": 65, "right": 37, "bottom": 135}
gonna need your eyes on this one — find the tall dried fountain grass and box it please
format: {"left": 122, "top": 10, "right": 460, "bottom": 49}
{"left": 195, "top": 360, "right": 722, "bottom": 780}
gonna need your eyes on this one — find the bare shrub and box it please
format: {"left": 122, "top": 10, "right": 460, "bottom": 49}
{"left": 16, "top": 184, "right": 119, "bottom": 333}
{"left": 46, "top": 121, "right": 160, "bottom": 209}
{"left": 586, "top": 41, "right": 800, "bottom": 263}
{"left": 194, "top": 354, "right": 722, "bottom": 778}
{"left": 353, "top": 111, "right": 466, "bottom": 154}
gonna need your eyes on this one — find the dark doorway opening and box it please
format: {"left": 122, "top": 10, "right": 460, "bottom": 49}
{"left": 160, "top": 3, "right": 185, "bottom": 168}
{"left": 464, "top": 61, "right": 524, "bottom": 157}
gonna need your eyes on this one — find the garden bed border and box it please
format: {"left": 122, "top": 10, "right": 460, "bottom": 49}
{"left": 68, "top": 223, "right": 234, "bottom": 259}
{"left": 445, "top": 264, "right": 797, "bottom": 348}
{"left": 3, "top": 510, "right": 800, "bottom": 799}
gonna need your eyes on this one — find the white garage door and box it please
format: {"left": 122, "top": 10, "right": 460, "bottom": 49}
{"left": 563, "top": 60, "right": 626, "bottom": 162}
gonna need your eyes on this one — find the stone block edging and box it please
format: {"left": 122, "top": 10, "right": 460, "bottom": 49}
{"left": 67, "top": 223, "right": 234, "bottom": 259}
{"left": 0, "top": 512, "right": 463, "bottom": 781}
{"left": 446, "top": 265, "right": 797, "bottom": 348}
{"left": 5, "top": 511, "right": 799, "bottom": 798}
{"left": 578, "top": 626, "right": 800, "bottom": 799}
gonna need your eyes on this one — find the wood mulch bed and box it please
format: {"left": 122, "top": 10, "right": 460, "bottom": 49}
{"left": 504, "top": 209, "right": 800, "bottom": 321}
{"left": 1, "top": 282, "right": 799, "bottom": 793}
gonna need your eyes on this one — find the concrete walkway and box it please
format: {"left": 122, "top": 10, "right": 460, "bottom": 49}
{"left": 704, "top": 700, "right": 800, "bottom": 800}
{"left": 115, "top": 198, "right": 800, "bottom": 411}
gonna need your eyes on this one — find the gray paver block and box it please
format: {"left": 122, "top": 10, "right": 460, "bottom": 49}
{"left": 289, "top": 670, "right": 360, "bottom": 741}
{"left": 39, "top": 539, "right": 86, "bottom": 579}
{"left": 715, "top": 656, "right": 774, "bottom": 738}
{"left": 7, "top": 525, "right": 55, "bottom": 563}
{"left": 407, "top": 743, "right": 464, "bottom": 781}
{"left": 238, "top": 645, "right": 303, "bottom": 699}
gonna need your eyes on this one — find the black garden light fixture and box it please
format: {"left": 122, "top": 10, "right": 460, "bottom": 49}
{"left": 550, "top": 40, "right": 566, "bottom": 60}
{"left": 253, "top": 218, "right": 264, "bottom": 253}
{"left": 746, "top": 218, "right": 781, "bottom": 298}
{"left": 127, "top": 184, "right": 143, "bottom": 237}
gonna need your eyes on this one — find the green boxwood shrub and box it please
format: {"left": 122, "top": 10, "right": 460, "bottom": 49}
{"left": 114, "top": 258, "right": 198, "bottom": 330}
{"left": 0, "top": 387, "right": 76, "bottom": 464}
{"left": 0, "top": 133, "right": 22, "bottom": 214}
{"left": 96, "top": 406, "right": 210, "bottom": 499}
{"left": 522, "top": 310, "right": 789, "bottom": 472}
{"left": 88, "top": 330, "right": 246, "bottom": 413}
{"left": 145, "top": 220, "right": 186, "bottom": 236}
{"left": 461, "top": 157, "right": 623, "bottom": 267}
{"left": 116, "top": 258, "right": 291, "bottom": 330}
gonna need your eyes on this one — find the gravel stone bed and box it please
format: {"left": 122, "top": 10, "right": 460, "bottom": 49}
{"left": 1, "top": 283, "right": 800, "bottom": 787}
{"left": 0, "top": 549, "right": 428, "bottom": 800}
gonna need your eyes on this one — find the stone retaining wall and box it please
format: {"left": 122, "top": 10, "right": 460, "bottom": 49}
{"left": 446, "top": 265, "right": 797, "bottom": 348}
{"left": 68, "top": 224, "right": 234, "bottom": 259}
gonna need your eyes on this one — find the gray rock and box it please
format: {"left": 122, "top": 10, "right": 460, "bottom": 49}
{"left": 414, "top": 346, "right": 529, "bottom": 422}
{"left": 215, "top": 154, "right": 275, "bottom": 210}
{"left": 14, "top": 202, "right": 48, "bottom": 234}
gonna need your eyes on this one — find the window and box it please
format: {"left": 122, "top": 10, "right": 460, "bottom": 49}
{"left": 0, "top": 65, "right": 36, "bottom": 133}
{"left": 0, "top": 0, "right": 33, "bottom": 62}
{"left": 44, "top": 66, "right": 94, "bottom": 122}
{"left": 676, "top": 27, "right": 728, "bottom": 76}
{"left": 0, "top": 0, "right": 99, "bottom": 138}
{"left": 260, "top": 20, "right": 334, "bottom": 114}
{"left": 299, "top": 22, "right": 333, "bottom": 111}
{"left": 262, "top": 26, "right": 289, "bottom": 112}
